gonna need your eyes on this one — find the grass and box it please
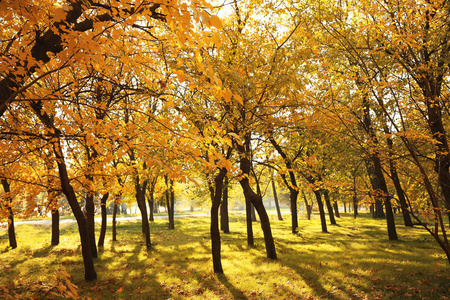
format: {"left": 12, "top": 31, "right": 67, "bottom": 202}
{"left": 0, "top": 212, "right": 449, "bottom": 299}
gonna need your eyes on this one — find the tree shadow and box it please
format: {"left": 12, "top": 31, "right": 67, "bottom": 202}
{"left": 217, "top": 274, "right": 248, "bottom": 300}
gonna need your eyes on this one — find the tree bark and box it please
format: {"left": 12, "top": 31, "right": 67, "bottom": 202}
{"left": 245, "top": 198, "right": 254, "bottom": 246}
{"left": 385, "top": 131, "right": 413, "bottom": 226}
{"left": 85, "top": 190, "right": 97, "bottom": 258}
{"left": 323, "top": 190, "right": 337, "bottom": 225}
{"left": 220, "top": 176, "right": 230, "bottom": 233}
{"left": 333, "top": 201, "right": 340, "bottom": 218}
{"left": 135, "top": 176, "right": 151, "bottom": 249}
{"left": 302, "top": 191, "right": 312, "bottom": 220}
{"left": 112, "top": 194, "right": 120, "bottom": 242}
{"left": 1, "top": 179, "right": 17, "bottom": 249}
{"left": 51, "top": 208, "right": 60, "bottom": 246}
{"left": 165, "top": 176, "right": 175, "bottom": 230}
{"left": 30, "top": 101, "right": 96, "bottom": 281}
{"left": 211, "top": 168, "right": 227, "bottom": 274}
{"left": 148, "top": 178, "right": 157, "bottom": 222}
{"left": 314, "top": 190, "right": 328, "bottom": 233}
{"left": 98, "top": 193, "right": 109, "bottom": 248}
{"left": 237, "top": 136, "right": 276, "bottom": 259}
{"left": 271, "top": 179, "right": 283, "bottom": 221}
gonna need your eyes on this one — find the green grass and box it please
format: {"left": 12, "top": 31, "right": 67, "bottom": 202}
{"left": 1, "top": 213, "right": 449, "bottom": 299}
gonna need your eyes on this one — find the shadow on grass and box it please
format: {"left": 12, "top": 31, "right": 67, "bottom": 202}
{"left": 217, "top": 274, "right": 248, "bottom": 300}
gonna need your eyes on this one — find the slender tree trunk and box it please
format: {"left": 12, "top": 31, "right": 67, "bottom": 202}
{"left": 112, "top": 198, "right": 118, "bottom": 242}
{"left": 323, "top": 190, "right": 337, "bottom": 225}
{"left": 31, "top": 102, "right": 96, "bottom": 280}
{"left": 289, "top": 188, "right": 299, "bottom": 233}
{"left": 344, "top": 202, "right": 347, "bottom": 213}
{"left": 165, "top": 177, "right": 175, "bottom": 230}
{"left": 1, "top": 179, "right": 17, "bottom": 249}
{"left": 271, "top": 179, "right": 283, "bottom": 221}
{"left": 245, "top": 198, "right": 254, "bottom": 246}
{"left": 98, "top": 193, "right": 109, "bottom": 248}
{"left": 251, "top": 203, "right": 257, "bottom": 222}
{"left": 85, "top": 191, "right": 97, "bottom": 258}
{"left": 237, "top": 138, "right": 277, "bottom": 259}
{"left": 54, "top": 146, "right": 97, "bottom": 281}
{"left": 314, "top": 190, "right": 328, "bottom": 233}
{"left": 148, "top": 178, "right": 156, "bottom": 222}
{"left": 135, "top": 177, "right": 151, "bottom": 249}
{"left": 220, "top": 176, "right": 230, "bottom": 233}
{"left": 385, "top": 132, "right": 413, "bottom": 226}
{"left": 51, "top": 209, "right": 60, "bottom": 246}
{"left": 333, "top": 201, "right": 340, "bottom": 218}
{"left": 371, "top": 154, "right": 398, "bottom": 240}
{"left": 302, "top": 191, "right": 311, "bottom": 220}
{"left": 211, "top": 168, "right": 227, "bottom": 274}
{"left": 353, "top": 193, "right": 358, "bottom": 219}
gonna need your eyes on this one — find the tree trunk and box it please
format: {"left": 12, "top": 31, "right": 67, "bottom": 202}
{"left": 289, "top": 188, "right": 299, "bottom": 233}
{"left": 353, "top": 193, "right": 358, "bottom": 218}
{"left": 112, "top": 197, "right": 118, "bottom": 242}
{"left": 211, "top": 168, "right": 227, "bottom": 274}
{"left": 54, "top": 144, "right": 97, "bottom": 281}
{"left": 31, "top": 102, "right": 96, "bottom": 281}
{"left": 251, "top": 203, "right": 257, "bottom": 222}
{"left": 385, "top": 132, "right": 413, "bottom": 226}
{"left": 372, "top": 154, "right": 398, "bottom": 240}
{"left": 314, "top": 190, "right": 328, "bottom": 233}
{"left": 366, "top": 161, "right": 386, "bottom": 219}
{"left": 333, "top": 201, "right": 340, "bottom": 218}
{"left": 135, "top": 177, "right": 151, "bottom": 249}
{"left": 245, "top": 198, "right": 254, "bottom": 246}
{"left": 344, "top": 202, "right": 347, "bottom": 213}
{"left": 302, "top": 191, "right": 311, "bottom": 220}
{"left": 51, "top": 209, "right": 60, "bottom": 246}
{"left": 237, "top": 139, "right": 277, "bottom": 259}
{"left": 323, "top": 190, "right": 337, "bottom": 225}
{"left": 165, "top": 176, "right": 175, "bottom": 230}
{"left": 220, "top": 176, "right": 230, "bottom": 233}
{"left": 271, "top": 179, "right": 283, "bottom": 221}
{"left": 1, "top": 179, "right": 17, "bottom": 249}
{"left": 98, "top": 193, "right": 109, "bottom": 248}
{"left": 148, "top": 178, "right": 157, "bottom": 222}
{"left": 85, "top": 191, "right": 97, "bottom": 258}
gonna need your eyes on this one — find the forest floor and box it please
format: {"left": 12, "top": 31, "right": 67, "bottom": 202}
{"left": 0, "top": 212, "right": 449, "bottom": 299}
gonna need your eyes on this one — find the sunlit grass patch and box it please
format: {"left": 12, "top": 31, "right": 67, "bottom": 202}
{"left": 0, "top": 212, "right": 449, "bottom": 299}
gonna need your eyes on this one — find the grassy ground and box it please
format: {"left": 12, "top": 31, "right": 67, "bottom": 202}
{"left": 0, "top": 212, "right": 449, "bottom": 299}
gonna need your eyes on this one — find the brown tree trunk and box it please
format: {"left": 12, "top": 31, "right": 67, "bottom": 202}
{"left": 251, "top": 203, "right": 257, "bottom": 222}
{"left": 211, "top": 168, "right": 227, "bottom": 274}
{"left": 302, "top": 191, "right": 312, "bottom": 220}
{"left": 385, "top": 131, "right": 413, "bottom": 226}
{"left": 314, "top": 190, "right": 328, "bottom": 233}
{"left": 220, "top": 176, "right": 230, "bottom": 233}
{"left": 165, "top": 176, "right": 175, "bottom": 230}
{"left": 237, "top": 137, "right": 276, "bottom": 259}
{"left": 245, "top": 198, "right": 254, "bottom": 246}
{"left": 1, "top": 179, "right": 17, "bottom": 249}
{"left": 112, "top": 201, "right": 118, "bottom": 242}
{"left": 51, "top": 208, "right": 60, "bottom": 246}
{"left": 271, "top": 179, "right": 283, "bottom": 221}
{"left": 323, "top": 190, "right": 337, "bottom": 225}
{"left": 85, "top": 190, "right": 97, "bottom": 258}
{"left": 344, "top": 202, "right": 347, "bottom": 213}
{"left": 333, "top": 201, "right": 340, "bottom": 218}
{"left": 98, "top": 193, "right": 109, "bottom": 248}
{"left": 31, "top": 102, "right": 96, "bottom": 280}
{"left": 135, "top": 177, "right": 151, "bottom": 249}
{"left": 54, "top": 145, "right": 97, "bottom": 280}
{"left": 148, "top": 178, "right": 157, "bottom": 222}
